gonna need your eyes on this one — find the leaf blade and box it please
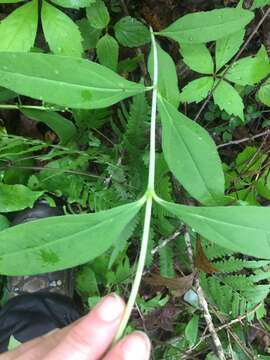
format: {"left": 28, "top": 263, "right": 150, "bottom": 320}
{"left": 158, "top": 97, "right": 225, "bottom": 205}
{"left": 180, "top": 43, "right": 214, "bottom": 74}
{"left": 0, "top": 52, "right": 145, "bottom": 109}
{"left": 96, "top": 34, "right": 119, "bottom": 71}
{"left": 180, "top": 77, "right": 214, "bottom": 104}
{"left": 114, "top": 16, "right": 151, "bottom": 47}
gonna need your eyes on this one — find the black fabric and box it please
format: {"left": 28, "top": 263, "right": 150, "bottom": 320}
{"left": 0, "top": 292, "right": 80, "bottom": 353}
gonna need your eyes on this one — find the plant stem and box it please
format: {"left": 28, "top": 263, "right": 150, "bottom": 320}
{"left": 0, "top": 104, "right": 56, "bottom": 111}
{"left": 113, "top": 27, "right": 158, "bottom": 343}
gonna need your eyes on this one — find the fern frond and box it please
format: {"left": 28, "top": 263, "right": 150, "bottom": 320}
{"left": 159, "top": 242, "right": 175, "bottom": 278}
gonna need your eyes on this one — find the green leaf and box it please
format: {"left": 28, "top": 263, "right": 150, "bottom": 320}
{"left": 0, "top": 200, "right": 143, "bottom": 275}
{"left": 0, "top": 184, "right": 43, "bottom": 212}
{"left": 251, "top": 0, "right": 270, "bottom": 9}
{"left": 180, "top": 77, "right": 214, "bottom": 104}
{"left": 21, "top": 109, "right": 77, "bottom": 145}
{"left": 86, "top": 0, "right": 110, "bottom": 30}
{"left": 42, "top": 1, "right": 83, "bottom": 57}
{"left": 185, "top": 314, "right": 199, "bottom": 346}
{"left": 97, "top": 34, "right": 119, "bottom": 71}
{"left": 114, "top": 16, "right": 151, "bottom": 47}
{"left": 158, "top": 97, "right": 225, "bottom": 205}
{"left": 0, "top": 52, "right": 145, "bottom": 109}
{"left": 158, "top": 8, "right": 254, "bottom": 44}
{"left": 0, "top": 215, "right": 9, "bottom": 231}
{"left": 51, "top": 0, "right": 95, "bottom": 9}
{"left": 0, "top": 0, "right": 38, "bottom": 52}
{"left": 215, "top": 30, "right": 245, "bottom": 71}
{"left": 213, "top": 80, "right": 244, "bottom": 120}
{"left": 8, "top": 336, "right": 21, "bottom": 351}
{"left": 148, "top": 43, "right": 180, "bottom": 107}
{"left": 180, "top": 43, "right": 214, "bottom": 74}
{"left": 0, "top": 0, "right": 23, "bottom": 2}
{"left": 225, "top": 46, "right": 270, "bottom": 85}
{"left": 76, "top": 19, "right": 102, "bottom": 50}
{"left": 258, "top": 81, "right": 270, "bottom": 106}
{"left": 158, "top": 199, "right": 270, "bottom": 260}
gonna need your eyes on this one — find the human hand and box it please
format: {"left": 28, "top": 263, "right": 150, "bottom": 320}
{"left": 0, "top": 294, "right": 151, "bottom": 360}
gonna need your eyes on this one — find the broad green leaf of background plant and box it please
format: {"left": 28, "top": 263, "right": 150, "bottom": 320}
{"left": 86, "top": 0, "right": 110, "bottom": 29}
{"left": 180, "top": 44, "right": 214, "bottom": 74}
{"left": 213, "top": 80, "right": 244, "bottom": 120}
{"left": 251, "top": 0, "right": 270, "bottom": 9}
{"left": 158, "top": 8, "right": 253, "bottom": 44}
{"left": 258, "top": 80, "right": 270, "bottom": 106}
{"left": 8, "top": 336, "right": 21, "bottom": 351}
{"left": 0, "top": 200, "right": 143, "bottom": 275}
{"left": 0, "top": 52, "right": 145, "bottom": 109}
{"left": 114, "top": 16, "right": 151, "bottom": 47}
{"left": 185, "top": 314, "right": 199, "bottom": 346}
{"left": 158, "top": 97, "right": 225, "bottom": 205}
{"left": 215, "top": 30, "right": 245, "bottom": 71}
{"left": 51, "top": 0, "right": 95, "bottom": 9}
{"left": 0, "top": 0, "right": 23, "bottom": 2}
{"left": 158, "top": 199, "right": 270, "bottom": 260}
{"left": 77, "top": 19, "right": 101, "bottom": 50}
{"left": 180, "top": 77, "right": 214, "bottom": 104}
{"left": 42, "top": 1, "right": 83, "bottom": 57}
{"left": 97, "top": 34, "right": 119, "bottom": 71}
{"left": 0, "top": 0, "right": 38, "bottom": 52}
{"left": 225, "top": 46, "right": 270, "bottom": 85}
{"left": 22, "top": 109, "right": 77, "bottom": 145}
{"left": 0, "top": 184, "right": 43, "bottom": 212}
{"left": 148, "top": 43, "right": 180, "bottom": 107}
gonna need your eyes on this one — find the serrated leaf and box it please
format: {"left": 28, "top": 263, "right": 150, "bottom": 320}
{"left": 42, "top": 2, "right": 83, "bottom": 57}
{"left": 0, "top": 200, "right": 143, "bottom": 275}
{"left": 180, "top": 77, "right": 214, "bottom": 103}
{"left": 114, "top": 16, "right": 150, "bottom": 47}
{"left": 51, "top": 0, "right": 95, "bottom": 8}
{"left": 148, "top": 43, "right": 180, "bottom": 107}
{"left": 158, "top": 199, "right": 270, "bottom": 260}
{"left": 0, "top": 0, "right": 38, "bottom": 52}
{"left": 213, "top": 80, "right": 244, "bottom": 120}
{"left": 215, "top": 30, "right": 245, "bottom": 71}
{"left": 158, "top": 97, "right": 225, "bottom": 205}
{"left": 258, "top": 81, "right": 270, "bottom": 106}
{"left": 180, "top": 43, "right": 214, "bottom": 74}
{"left": 21, "top": 109, "right": 77, "bottom": 145}
{"left": 225, "top": 46, "right": 270, "bottom": 85}
{"left": 86, "top": 0, "right": 110, "bottom": 29}
{"left": 0, "top": 184, "right": 43, "bottom": 212}
{"left": 0, "top": 52, "right": 145, "bottom": 109}
{"left": 158, "top": 8, "right": 254, "bottom": 44}
{"left": 251, "top": 0, "right": 270, "bottom": 9}
{"left": 97, "top": 34, "right": 119, "bottom": 71}
{"left": 76, "top": 19, "right": 101, "bottom": 50}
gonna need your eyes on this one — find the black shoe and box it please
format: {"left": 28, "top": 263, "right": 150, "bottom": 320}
{"left": 5, "top": 201, "right": 74, "bottom": 299}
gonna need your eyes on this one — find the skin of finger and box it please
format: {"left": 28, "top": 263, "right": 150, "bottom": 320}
{"left": 44, "top": 295, "right": 125, "bottom": 360}
{"left": 103, "top": 332, "right": 151, "bottom": 360}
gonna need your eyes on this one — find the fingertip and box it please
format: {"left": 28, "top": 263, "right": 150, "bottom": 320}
{"left": 94, "top": 294, "right": 125, "bottom": 323}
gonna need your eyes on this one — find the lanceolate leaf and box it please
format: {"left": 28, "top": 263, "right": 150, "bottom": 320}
{"left": 158, "top": 97, "right": 225, "bottom": 205}
{"left": 97, "top": 34, "right": 119, "bottom": 71}
{"left": 0, "top": 184, "right": 43, "bottom": 212}
{"left": 180, "top": 77, "right": 214, "bottom": 104}
{"left": 213, "top": 80, "right": 244, "bottom": 120}
{"left": 180, "top": 44, "right": 214, "bottom": 74}
{"left": 22, "top": 109, "right": 77, "bottom": 145}
{"left": 0, "top": 200, "right": 144, "bottom": 275}
{"left": 42, "top": 1, "right": 83, "bottom": 57}
{"left": 0, "top": 52, "right": 145, "bottom": 109}
{"left": 148, "top": 43, "right": 180, "bottom": 107}
{"left": 158, "top": 8, "right": 253, "bottom": 44}
{"left": 225, "top": 46, "right": 270, "bottom": 86}
{"left": 215, "top": 30, "right": 245, "bottom": 71}
{"left": 0, "top": 0, "right": 38, "bottom": 52}
{"left": 258, "top": 81, "right": 270, "bottom": 106}
{"left": 158, "top": 199, "right": 270, "bottom": 260}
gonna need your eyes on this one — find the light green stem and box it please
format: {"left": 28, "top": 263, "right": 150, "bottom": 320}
{"left": 0, "top": 104, "right": 56, "bottom": 110}
{"left": 113, "top": 27, "right": 158, "bottom": 343}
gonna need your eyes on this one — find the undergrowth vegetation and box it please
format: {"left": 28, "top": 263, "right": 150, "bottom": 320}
{"left": 0, "top": 0, "right": 270, "bottom": 358}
